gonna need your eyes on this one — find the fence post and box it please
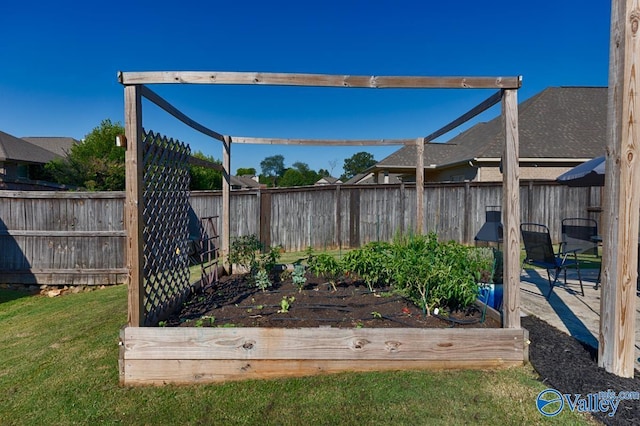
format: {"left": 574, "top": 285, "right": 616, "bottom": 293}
{"left": 416, "top": 138, "right": 425, "bottom": 234}
{"left": 222, "top": 135, "right": 231, "bottom": 273}
{"left": 335, "top": 185, "right": 341, "bottom": 250}
{"left": 349, "top": 188, "right": 360, "bottom": 248}
{"left": 464, "top": 181, "right": 472, "bottom": 244}
{"left": 259, "top": 189, "right": 271, "bottom": 250}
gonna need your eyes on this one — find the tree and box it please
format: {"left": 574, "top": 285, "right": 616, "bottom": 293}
{"left": 189, "top": 151, "right": 222, "bottom": 190}
{"left": 341, "top": 151, "right": 377, "bottom": 181}
{"left": 46, "top": 119, "right": 125, "bottom": 190}
{"left": 279, "top": 162, "right": 323, "bottom": 187}
{"left": 278, "top": 168, "right": 306, "bottom": 187}
{"left": 236, "top": 167, "right": 256, "bottom": 176}
{"left": 260, "top": 155, "right": 285, "bottom": 187}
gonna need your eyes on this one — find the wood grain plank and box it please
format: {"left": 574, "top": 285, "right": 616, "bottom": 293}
{"left": 139, "top": 85, "right": 225, "bottom": 143}
{"left": 502, "top": 89, "right": 521, "bottom": 329}
{"left": 124, "top": 85, "right": 144, "bottom": 327}
{"left": 230, "top": 137, "right": 413, "bottom": 146}
{"left": 599, "top": 0, "right": 640, "bottom": 378}
{"left": 121, "top": 358, "right": 524, "bottom": 385}
{"left": 122, "top": 327, "right": 527, "bottom": 361}
{"left": 119, "top": 71, "right": 522, "bottom": 89}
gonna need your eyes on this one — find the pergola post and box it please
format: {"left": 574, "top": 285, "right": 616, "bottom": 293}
{"left": 222, "top": 135, "right": 232, "bottom": 273}
{"left": 502, "top": 88, "right": 520, "bottom": 329}
{"left": 124, "top": 84, "right": 144, "bottom": 327}
{"left": 415, "top": 137, "right": 425, "bottom": 234}
{"left": 599, "top": 0, "right": 639, "bottom": 378}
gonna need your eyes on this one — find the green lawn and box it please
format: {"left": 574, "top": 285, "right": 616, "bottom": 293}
{"left": 0, "top": 286, "right": 596, "bottom": 425}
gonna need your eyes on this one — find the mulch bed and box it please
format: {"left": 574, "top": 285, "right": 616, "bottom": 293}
{"left": 523, "top": 315, "right": 640, "bottom": 425}
{"left": 166, "top": 273, "right": 500, "bottom": 329}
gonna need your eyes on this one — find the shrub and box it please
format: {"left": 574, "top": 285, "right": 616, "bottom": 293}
{"left": 307, "top": 250, "right": 343, "bottom": 291}
{"left": 228, "top": 234, "right": 282, "bottom": 287}
{"left": 229, "top": 234, "right": 262, "bottom": 274}
{"left": 341, "top": 241, "right": 394, "bottom": 292}
{"left": 388, "top": 233, "right": 487, "bottom": 315}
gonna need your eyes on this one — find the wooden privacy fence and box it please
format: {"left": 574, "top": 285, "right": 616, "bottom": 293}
{"left": 190, "top": 182, "right": 602, "bottom": 252}
{"left": 0, "top": 190, "right": 126, "bottom": 285}
{"left": 0, "top": 181, "right": 599, "bottom": 286}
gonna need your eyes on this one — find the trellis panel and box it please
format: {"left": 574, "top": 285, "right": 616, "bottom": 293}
{"left": 141, "top": 130, "right": 192, "bottom": 326}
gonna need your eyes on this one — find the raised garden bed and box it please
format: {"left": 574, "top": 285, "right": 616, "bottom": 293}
{"left": 119, "top": 271, "right": 527, "bottom": 385}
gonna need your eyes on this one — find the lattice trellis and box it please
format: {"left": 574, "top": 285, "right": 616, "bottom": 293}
{"left": 142, "top": 130, "right": 192, "bottom": 326}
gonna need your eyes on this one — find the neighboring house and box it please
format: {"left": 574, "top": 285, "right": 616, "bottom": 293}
{"left": 344, "top": 172, "right": 402, "bottom": 185}
{"left": 22, "top": 136, "right": 78, "bottom": 158}
{"left": 370, "top": 86, "right": 606, "bottom": 183}
{"left": 0, "top": 131, "right": 78, "bottom": 190}
{"left": 230, "top": 175, "right": 263, "bottom": 190}
{"left": 315, "top": 176, "right": 342, "bottom": 186}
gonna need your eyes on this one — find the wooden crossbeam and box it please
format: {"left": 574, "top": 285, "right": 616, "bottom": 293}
{"left": 423, "top": 90, "right": 503, "bottom": 142}
{"left": 119, "top": 71, "right": 522, "bottom": 89}
{"left": 229, "top": 137, "right": 414, "bottom": 146}
{"left": 139, "top": 85, "right": 225, "bottom": 143}
{"left": 188, "top": 155, "right": 223, "bottom": 171}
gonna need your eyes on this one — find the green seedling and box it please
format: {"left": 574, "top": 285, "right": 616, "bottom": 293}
{"left": 277, "top": 296, "right": 295, "bottom": 313}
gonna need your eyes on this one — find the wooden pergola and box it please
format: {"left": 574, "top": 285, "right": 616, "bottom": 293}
{"left": 120, "top": 71, "right": 523, "bottom": 331}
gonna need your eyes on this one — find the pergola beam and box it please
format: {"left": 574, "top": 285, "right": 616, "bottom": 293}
{"left": 119, "top": 71, "right": 522, "bottom": 89}
{"left": 423, "top": 90, "right": 504, "bottom": 143}
{"left": 230, "top": 137, "right": 413, "bottom": 146}
{"left": 139, "top": 85, "right": 225, "bottom": 143}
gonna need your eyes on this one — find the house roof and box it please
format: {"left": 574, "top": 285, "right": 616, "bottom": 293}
{"left": 230, "top": 175, "right": 261, "bottom": 189}
{"left": 316, "top": 176, "right": 342, "bottom": 184}
{"left": 22, "top": 136, "right": 78, "bottom": 157}
{"left": 0, "top": 131, "right": 62, "bottom": 164}
{"left": 375, "top": 86, "right": 607, "bottom": 170}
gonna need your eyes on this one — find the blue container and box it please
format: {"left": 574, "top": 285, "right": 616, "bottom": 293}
{"left": 478, "top": 283, "right": 503, "bottom": 310}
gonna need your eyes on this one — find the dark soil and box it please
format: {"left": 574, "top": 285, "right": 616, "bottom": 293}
{"left": 168, "top": 273, "right": 640, "bottom": 425}
{"left": 166, "top": 272, "right": 500, "bottom": 329}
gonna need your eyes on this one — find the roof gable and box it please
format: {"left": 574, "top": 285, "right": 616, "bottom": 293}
{"left": 22, "top": 136, "right": 78, "bottom": 157}
{"left": 375, "top": 86, "right": 607, "bottom": 170}
{"left": 0, "top": 131, "right": 61, "bottom": 164}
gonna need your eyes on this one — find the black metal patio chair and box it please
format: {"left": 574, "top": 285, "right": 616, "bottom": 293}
{"left": 521, "top": 222, "right": 584, "bottom": 299}
{"left": 561, "top": 217, "right": 599, "bottom": 257}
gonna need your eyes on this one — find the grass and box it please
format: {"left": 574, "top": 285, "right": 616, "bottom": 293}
{"left": 278, "top": 247, "right": 350, "bottom": 265}
{"left": 0, "top": 286, "right": 597, "bottom": 425}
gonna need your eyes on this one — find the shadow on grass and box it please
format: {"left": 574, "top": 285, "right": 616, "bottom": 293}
{"left": 0, "top": 288, "right": 35, "bottom": 304}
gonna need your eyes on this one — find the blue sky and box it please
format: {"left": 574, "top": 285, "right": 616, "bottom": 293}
{"left": 1, "top": 0, "right": 610, "bottom": 176}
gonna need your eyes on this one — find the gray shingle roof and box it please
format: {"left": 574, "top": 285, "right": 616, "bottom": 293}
{"left": 22, "top": 136, "right": 78, "bottom": 157}
{"left": 0, "top": 131, "right": 62, "bottom": 164}
{"left": 231, "top": 175, "right": 261, "bottom": 188}
{"left": 376, "top": 86, "right": 607, "bottom": 169}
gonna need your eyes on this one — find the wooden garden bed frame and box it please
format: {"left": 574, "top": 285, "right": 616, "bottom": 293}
{"left": 118, "top": 70, "right": 529, "bottom": 385}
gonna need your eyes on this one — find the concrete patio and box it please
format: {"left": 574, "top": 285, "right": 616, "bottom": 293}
{"left": 519, "top": 267, "right": 640, "bottom": 372}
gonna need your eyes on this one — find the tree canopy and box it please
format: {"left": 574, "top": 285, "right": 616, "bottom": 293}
{"left": 278, "top": 162, "right": 323, "bottom": 187}
{"left": 341, "top": 151, "right": 377, "bottom": 181}
{"left": 236, "top": 167, "right": 256, "bottom": 176}
{"left": 46, "top": 119, "right": 125, "bottom": 190}
{"left": 260, "top": 155, "right": 285, "bottom": 187}
{"left": 189, "top": 151, "right": 222, "bottom": 190}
